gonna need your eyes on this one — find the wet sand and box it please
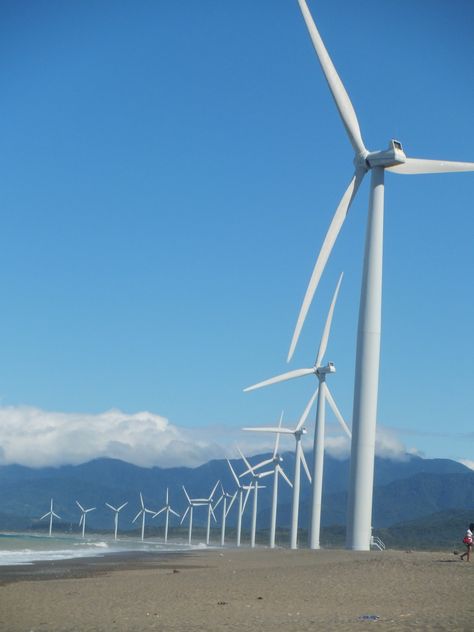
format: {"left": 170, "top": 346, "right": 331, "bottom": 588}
{"left": 1, "top": 547, "right": 473, "bottom": 631}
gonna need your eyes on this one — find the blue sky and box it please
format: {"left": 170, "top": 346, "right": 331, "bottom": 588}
{"left": 0, "top": 0, "right": 473, "bottom": 467}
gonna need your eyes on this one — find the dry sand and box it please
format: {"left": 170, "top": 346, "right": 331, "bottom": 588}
{"left": 1, "top": 547, "right": 473, "bottom": 631}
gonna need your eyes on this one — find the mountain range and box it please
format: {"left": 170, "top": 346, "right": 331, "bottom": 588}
{"left": 1, "top": 452, "right": 473, "bottom": 547}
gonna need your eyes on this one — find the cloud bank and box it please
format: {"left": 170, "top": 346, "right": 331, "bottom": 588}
{"left": 0, "top": 405, "right": 413, "bottom": 469}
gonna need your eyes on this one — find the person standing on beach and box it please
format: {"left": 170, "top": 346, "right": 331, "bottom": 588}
{"left": 460, "top": 523, "right": 474, "bottom": 561}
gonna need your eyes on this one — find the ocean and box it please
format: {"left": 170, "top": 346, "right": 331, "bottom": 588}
{"left": 0, "top": 532, "right": 206, "bottom": 566}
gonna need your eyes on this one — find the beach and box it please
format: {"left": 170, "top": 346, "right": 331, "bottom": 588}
{"left": 1, "top": 547, "right": 473, "bottom": 631}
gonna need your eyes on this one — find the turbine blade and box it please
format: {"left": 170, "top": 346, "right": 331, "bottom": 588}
{"left": 132, "top": 511, "right": 142, "bottom": 523}
{"left": 277, "top": 465, "right": 293, "bottom": 488}
{"left": 237, "top": 447, "right": 254, "bottom": 475}
{"left": 76, "top": 501, "right": 85, "bottom": 512}
{"left": 79, "top": 515, "right": 84, "bottom": 527}
{"left": 139, "top": 492, "right": 144, "bottom": 508}
{"left": 226, "top": 459, "right": 241, "bottom": 487}
{"left": 105, "top": 503, "right": 116, "bottom": 511}
{"left": 166, "top": 488, "right": 169, "bottom": 505}
{"left": 225, "top": 492, "right": 237, "bottom": 518}
{"left": 182, "top": 486, "right": 191, "bottom": 503}
{"left": 300, "top": 450, "right": 312, "bottom": 483}
{"left": 297, "top": 0, "right": 366, "bottom": 156}
{"left": 180, "top": 506, "right": 189, "bottom": 524}
{"left": 242, "top": 486, "right": 252, "bottom": 514}
{"left": 213, "top": 494, "right": 224, "bottom": 510}
{"left": 295, "top": 387, "right": 319, "bottom": 432}
{"left": 254, "top": 457, "right": 275, "bottom": 470}
{"left": 153, "top": 507, "right": 166, "bottom": 517}
{"left": 117, "top": 502, "right": 128, "bottom": 512}
{"left": 208, "top": 480, "right": 220, "bottom": 501}
{"left": 325, "top": 385, "right": 352, "bottom": 438}
{"left": 209, "top": 505, "right": 217, "bottom": 522}
{"left": 257, "top": 470, "right": 274, "bottom": 479}
{"left": 244, "top": 368, "right": 315, "bottom": 393}
{"left": 52, "top": 512, "right": 61, "bottom": 519}
{"left": 315, "top": 271, "right": 343, "bottom": 367}
{"left": 242, "top": 427, "right": 295, "bottom": 434}
{"left": 40, "top": 512, "right": 49, "bottom": 521}
{"left": 287, "top": 171, "right": 364, "bottom": 362}
{"left": 85, "top": 507, "right": 96, "bottom": 513}
{"left": 170, "top": 509, "right": 180, "bottom": 518}
{"left": 387, "top": 157, "right": 474, "bottom": 175}
{"left": 273, "top": 411, "right": 284, "bottom": 457}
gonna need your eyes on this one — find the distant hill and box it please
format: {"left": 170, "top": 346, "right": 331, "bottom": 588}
{"left": 0, "top": 454, "right": 471, "bottom": 542}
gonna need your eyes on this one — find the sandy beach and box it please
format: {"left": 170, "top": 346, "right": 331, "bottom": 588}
{"left": 1, "top": 547, "right": 473, "bottom": 631}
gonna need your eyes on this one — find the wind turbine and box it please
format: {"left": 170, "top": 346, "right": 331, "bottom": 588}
{"left": 213, "top": 483, "right": 237, "bottom": 547}
{"left": 240, "top": 413, "right": 293, "bottom": 549}
{"left": 243, "top": 397, "right": 315, "bottom": 550}
{"left": 238, "top": 448, "right": 272, "bottom": 548}
{"left": 287, "top": 0, "right": 474, "bottom": 550}
{"left": 153, "top": 488, "right": 180, "bottom": 544}
{"left": 181, "top": 483, "right": 219, "bottom": 545}
{"left": 245, "top": 273, "right": 350, "bottom": 549}
{"left": 226, "top": 459, "right": 252, "bottom": 548}
{"left": 76, "top": 501, "right": 96, "bottom": 538}
{"left": 105, "top": 501, "right": 128, "bottom": 540}
{"left": 40, "top": 498, "right": 61, "bottom": 537}
{"left": 132, "top": 493, "right": 155, "bottom": 541}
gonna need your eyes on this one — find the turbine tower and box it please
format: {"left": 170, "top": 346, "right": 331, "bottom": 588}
{"left": 243, "top": 395, "right": 315, "bottom": 550}
{"left": 288, "top": 0, "right": 474, "bottom": 550}
{"left": 132, "top": 493, "right": 155, "bottom": 541}
{"left": 153, "top": 488, "right": 180, "bottom": 544}
{"left": 76, "top": 501, "right": 96, "bottom": 538}
{"left": 40, "top": 498, "right": 61, "bottom": 537}
{"left": 226, "top": 459, "right": 252, "bottom": 547}
{"left": 240, "top": 413, "right": 293, "bottom": 549}
{"left": 238, "top": 448, "right": 271, "bottom": 548}
{"left": 105, "top": 501, "right": 128, "bottom": 540}
{"left": 245, "top": 273, "right": 350, "bottom": 549}
{"left": 213, "top": 483, "right": 237, "bottom": 547}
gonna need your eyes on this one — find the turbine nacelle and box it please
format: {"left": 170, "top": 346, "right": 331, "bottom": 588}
{"left": 316, "top": 361, "right": 336, "bottom": 377}
{"left": 363, "top": 140, "right": 406, "bottom": 170}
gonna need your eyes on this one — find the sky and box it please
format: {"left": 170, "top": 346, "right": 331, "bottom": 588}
{"left": 0, "top": 0, "right": 473, "bottom": 469}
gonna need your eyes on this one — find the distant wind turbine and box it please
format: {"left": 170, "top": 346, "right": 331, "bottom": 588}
{"left": 238, "top": 448, "right": 272, "bottom": 548}
{"left": 289, "top": 0, "right": 474, "bottom": 551}
{"left": 245, "top": 273, "right": 350, "bottom": 549}
{"left": 132, "top": 493, "right": 155, "bottom": 541}
{"left": 243, "top": 397, "right": 315, "bottom": 550}
{"left": 40, "top": 498, "right": 61, "bottom": 537}
{"left": 153, "top": 488, "right": 180, "bottom": 544}
{"left": 213, "top": 483, "right": 237, "bottom": 547}
{"left": 226, "top": 459, "right": 252, "bottom": 548}
{"left": 105, "top": 501, "right": 128, "bottom": 540}
{"left": 76, "top": 500, "right": 96, "bottom": 538}
{"left": 181, "top": 483, "right": 219, "bottom": 546}
{"left": 240, "top": 412, "right": 293, "bottom": 549}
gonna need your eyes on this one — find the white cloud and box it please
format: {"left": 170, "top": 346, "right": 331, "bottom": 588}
{"left": 459, "top": 459, "right": 474, "bottom": 471}
{"left": 0, "top": 405, "right": 413, "bottom": 469}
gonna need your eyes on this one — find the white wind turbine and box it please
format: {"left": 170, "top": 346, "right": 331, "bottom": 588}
{"left": 237, "top": 448, "right": 272, "bottom": 548}
{"left": 181, "top": 482, "right": 219, "bottom": 546}
{"left": 76, "top": 501, "right": 96, "bottom": 538}
{"left": 226, "top": 459, "right": 253, "bottom": 548}
{"left": 245, "top": 273, "right": 350, "bottom": 550}
{"left": 240, "top": 413, "right": 293, "bottom": 549}
{"left": 40, "top": 498, "right": 61, "bottom": 537}
{"left": 132, "top": 493, "right": 155, "bottom": 541}
{"left": 153, "top": 488, "right": 180, "bottom": 544}
{"left": 105, "top": 501, "right": 128, "bottom": 540}
{"left": 288, "top": 0, "right": 474, "bottom": 551}
{"left": 213, "top": 483, "right": 237, "bottom": 547}
{"left": 243, "top": 397, "right": 315, "bottom": 550}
